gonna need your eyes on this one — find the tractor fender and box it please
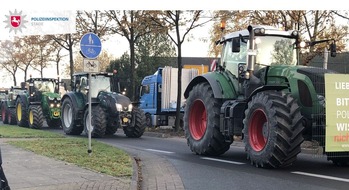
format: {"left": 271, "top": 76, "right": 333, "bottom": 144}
{"left": 184, "top": 73, "right": 236, "bottom": 99}
{"left": 61, "top": 92, "right": 86, "bottom": 113}
{"left": 247, "top": 85, "right": 289, "bottom": 101}
{"left": 16, "top": 94, "right": 28, "bottom": 109}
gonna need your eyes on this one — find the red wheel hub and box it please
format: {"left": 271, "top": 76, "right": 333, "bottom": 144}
{"left": 249, "top": 109, "right": 268, "bottom": 151}
{"left": 189, "top": 99, "right": 207, "bottom": 140}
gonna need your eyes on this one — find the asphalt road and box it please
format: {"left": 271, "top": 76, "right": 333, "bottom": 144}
{"left": 10, "top": 126, "right": 349, "bottom": 190}
{"left": 53, "top": 129, "right": 349, "bottom": 190}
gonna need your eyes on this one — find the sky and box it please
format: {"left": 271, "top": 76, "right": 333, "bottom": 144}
{"left": 1, "top": 1, "right": 348, "bottom": 87}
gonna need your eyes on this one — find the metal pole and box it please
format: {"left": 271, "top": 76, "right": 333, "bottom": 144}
{"left": 88, "top": 72, "right": 92, "bottom": 156}
{"left": 324, "top": 47, "right": 328, "bottom": 69}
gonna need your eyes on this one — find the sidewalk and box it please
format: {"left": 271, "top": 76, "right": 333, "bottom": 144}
{"left": 0, "top": 135, "right": 185, "bottom": 190}
{"left": 0, "top": 139, "right": 132, "bottom": 190}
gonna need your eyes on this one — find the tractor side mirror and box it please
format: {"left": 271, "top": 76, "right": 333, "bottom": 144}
{"left": 330, "top": 43, "right": 336, "bottom": 57}
{"left": 232, "top": 37, "right": 240, "bottom": 52}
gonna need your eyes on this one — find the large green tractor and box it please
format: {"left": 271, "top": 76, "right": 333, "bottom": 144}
{"left": 61, "top": 72, "right": 146, "bottom": 138}
{"left": 15, "top": 78, "right": 62, "bottom": 129}
{"left": 183, "top": 25, "right": 347, "bottom": 168}
{"left": 1, "top": 87, "right": 26, "bottom": 125}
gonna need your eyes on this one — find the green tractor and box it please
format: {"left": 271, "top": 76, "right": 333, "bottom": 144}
{"left": 1, "top": 87, "right": 26, "bottom": 125}
{"left": 15, "top": 78, "right": 62, "bottom": 129}
{"left": 61, "top": 72, "right": 146, "bottom": 138}
{"left": 183, "top": 25, "right": 347, "bottom": 168}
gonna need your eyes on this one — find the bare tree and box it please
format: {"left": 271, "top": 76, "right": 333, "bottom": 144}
{"left": 105, "top": 10, "right": 161, "bottom": 101}
{"left": 0, "top": 40, "right": 21, "bottom": 86}
{"left": 150, "top": 10, "right": 212, "bottom": 131}
{"left": 54, "top": 10, "right": 111, "bottom": 85}
{"left": 29, "top": 35, "right": 56, "bottom": 77}
{"left": 210, "top": 10, "right": 348, "bottom": 65}
{"left": 16, "top": 36, "right": 39, "bottom": 81}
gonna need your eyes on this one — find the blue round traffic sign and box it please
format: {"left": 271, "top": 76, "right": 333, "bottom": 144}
{"left": 80, "top": 32, "right": 102, "bottom": 59}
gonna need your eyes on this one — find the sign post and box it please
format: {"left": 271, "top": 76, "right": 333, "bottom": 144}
{"left": 80, "top": 32, "right": 102, "bottom": 156}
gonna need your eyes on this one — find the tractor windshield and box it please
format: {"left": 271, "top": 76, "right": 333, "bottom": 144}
{"left": 254, "top": 36, "right": 297, "bottom": 69}
{"left": 90, "top": 75, "right": 111, "bottom": 97}
{"left": 34, "top": 81, "right": 55, "bottom": 93}
{"left": 222, "top": 36, "right": 297, "bottom": 77}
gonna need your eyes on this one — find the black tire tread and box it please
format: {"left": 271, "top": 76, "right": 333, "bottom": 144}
{"left": 123, "top": 107, "right": 146, "bottom": 138}
{"left": 184, "top": 82, "right": 231, "bottom": 156}
{"left": 243, "top": 91, "right": 304, "bottom": 168}
{"left": 16, "top": 98, "right": 29, "bottom": 127}
{"left": 29, "top": 105, "right": 44, "bottom": 129}
{"left": 62, "top": 98, "right": 83, "bottom": 135}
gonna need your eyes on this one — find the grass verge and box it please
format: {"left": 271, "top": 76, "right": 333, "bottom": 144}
{"left": 0, "top": 125, "right": 133, "bottom": 178}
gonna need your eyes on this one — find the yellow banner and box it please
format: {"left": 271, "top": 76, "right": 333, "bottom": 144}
{"left": 325, "top": 74, "right": 349, "bottom": 152}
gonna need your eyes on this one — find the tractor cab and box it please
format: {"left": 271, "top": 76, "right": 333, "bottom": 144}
{"left": 217, "top": 25, "right": 300, "bottom": 80}
{"left": 72, "top": 72, "right": 119, "bottom": 98}
{"left": 27, "top": 78, "right": 60, "bottom": 103}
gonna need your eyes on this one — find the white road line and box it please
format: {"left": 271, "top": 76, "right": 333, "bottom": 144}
{"left": 292, "top": 171, "right": 349, "bottom": 183}
{"left": 145, "top": 149, "right": 174, "bottom": 154}
{"left": 201, "top": 157, "right": 245, "bottom": 165}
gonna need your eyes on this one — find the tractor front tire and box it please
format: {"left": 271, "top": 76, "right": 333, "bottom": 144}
{"left": 16, "top": 98, "right": 29, "bottom": 127}
{"left": 28, "top": 105, "right": 44, "bottom": 129}
{"left": 243, "top": 91, "right": 304, "bottom": 168}
{"left": 84, "top": 105, "right": 107, "bottom": 138}
{"left": 105, "top": 121, "right": 118, "bottom": 136}
{"left": 62, "top": 98, "right": 83, "bottom": 135}
{"left": 123, "top": 107, "right": 146, "bottom": 138}
{"left": 184, "top": 82, "right": 231, "bottom": 156}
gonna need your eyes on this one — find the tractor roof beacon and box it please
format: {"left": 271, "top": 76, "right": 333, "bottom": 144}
{"left": 60, "top": 72, "right": 146, "bottom": 138}
{"left": 183, "top": 24, "right": 346, "bottom": 169}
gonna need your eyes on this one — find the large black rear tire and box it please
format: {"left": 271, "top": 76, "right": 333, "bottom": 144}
{"left": 184, "top": 82, "right": 231, "bottom": 156}
{"left": 243, "top": 91, "right": 304, "bottom": 168}
{"left": 28, "top": 105, "right": 44, "bottom": 129}
{"left": 1, "top": 104, "right": 8, "bottom": 124}
{"left": 84, "top": 105, "right": 107, "bottom": 138}
{"left": 7, "top": 108, "right": 17, "bottom": 125}
{"left": 16, "top": 98, "right": 29, "bottom": 127}
{"left": 123, "top": 107, "right": 146, "bottom": 138}
{"left": 62, "top": 98, "right": 83, "bottom": 135}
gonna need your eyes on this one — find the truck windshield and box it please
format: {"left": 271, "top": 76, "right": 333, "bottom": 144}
{"left": 90, "top": 75, "right": 111, "bottom": 97}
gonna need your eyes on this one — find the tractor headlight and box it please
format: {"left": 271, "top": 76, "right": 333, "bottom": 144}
{"left": 57, "top": 97, "right": 61, "bottom": 101}
{"left": 116, "top": 103, "right": 122, "bottom": 111}
{"left": 56, "top": 103, "right": 60, "bottom": 108}
{"left": 128, "top": 104, "right": 133, "bottom": 111}
{"left": 50, "top": 103, "right": 54, "bottom": 108}
{"left": 48, "top": 96, "right": 54, "bottom": 100}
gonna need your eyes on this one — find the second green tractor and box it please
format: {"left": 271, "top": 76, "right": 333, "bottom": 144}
{"left": 15, "top": 78, "right": 62, "bottom": 129}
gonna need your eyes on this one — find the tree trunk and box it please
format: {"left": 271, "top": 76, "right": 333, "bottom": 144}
{"left": 68, "top": 34, "right": 74, "bottom": 88}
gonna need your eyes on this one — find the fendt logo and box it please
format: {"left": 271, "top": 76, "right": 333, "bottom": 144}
{"left": 3, "top": 10, "right": 28, "bottom": 34}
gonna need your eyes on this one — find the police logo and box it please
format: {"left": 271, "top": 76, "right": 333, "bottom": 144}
{"left": 3, "top": 10, "right": 28, "bottom": 34}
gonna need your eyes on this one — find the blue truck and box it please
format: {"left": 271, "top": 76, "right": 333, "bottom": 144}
{"left": 139, "top": 66, "right": 198, "bottom": 128}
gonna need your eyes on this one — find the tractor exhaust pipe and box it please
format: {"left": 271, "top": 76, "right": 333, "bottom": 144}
{"left": 247, "top": 25, "right": 256, "bottom": 74}
{"left": 244, "top": 25, "right": 261, "bottom": 98}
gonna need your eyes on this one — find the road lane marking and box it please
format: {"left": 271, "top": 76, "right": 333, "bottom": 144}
{"left": 145, "top": 149, "right": 174, "bottom": 154}
{"left": 201, "top": 157, "right": 245, "bottom": 165}
{"left": 292, "top": 171, "right": 349, "bottom": 183}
